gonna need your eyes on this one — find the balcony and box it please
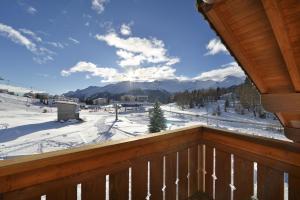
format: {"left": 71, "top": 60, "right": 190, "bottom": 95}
{"left": 1, "top": 126, "right": 299, "bottom": 200}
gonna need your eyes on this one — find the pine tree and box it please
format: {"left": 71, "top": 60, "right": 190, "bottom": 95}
{"left": 149, "top": 101, "right": 167, "bottom": 133}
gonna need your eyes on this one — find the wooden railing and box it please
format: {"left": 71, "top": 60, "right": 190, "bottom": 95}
{"left": 0, "top": 126, "right": 300, "bottom": 200}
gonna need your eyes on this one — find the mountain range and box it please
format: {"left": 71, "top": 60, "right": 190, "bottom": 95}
{"left": 64, "top": 75, "right": 245, "bottom": 100}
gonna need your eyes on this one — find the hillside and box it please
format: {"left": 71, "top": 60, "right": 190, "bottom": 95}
{"left": 64, "top": 75, "right": 245, "bottom": 100}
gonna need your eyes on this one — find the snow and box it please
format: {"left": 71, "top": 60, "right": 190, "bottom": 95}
{"left": 0, "top": 93, "right": 288, "bottom": 159}
{"left": 0, "top": 83, "right": 44, "bottom": 95}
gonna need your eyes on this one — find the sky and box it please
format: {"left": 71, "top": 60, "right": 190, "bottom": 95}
{"left": 0, "top": 0, "right": 243, "bottom": 94}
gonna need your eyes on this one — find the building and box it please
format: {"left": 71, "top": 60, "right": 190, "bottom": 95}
{"left": 136, "top": 95, "right": 148, "bottom": 102}
{"left": 0, "top": 89, "right": 8, "bottom": 94}
{"left": 56, "top": 101, "right": 80, "bottom": 121}
{"left": 93, "top": 98, "right": 107, "bottom": 105}
{"left": 120, "top": 95, "right": 136, "bottom": 102}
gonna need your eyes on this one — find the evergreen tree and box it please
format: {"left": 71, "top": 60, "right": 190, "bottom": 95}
{"left": 149, "top": 101, "right": 167, "bottom": 133}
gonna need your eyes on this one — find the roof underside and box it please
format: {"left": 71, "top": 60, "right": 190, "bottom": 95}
{"left": 197, "top": 0, "right": 300, "bottom": 142}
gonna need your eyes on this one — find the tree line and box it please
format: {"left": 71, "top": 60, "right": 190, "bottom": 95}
{"left": 173, "top": 78, "right": 267, "bottom": 118}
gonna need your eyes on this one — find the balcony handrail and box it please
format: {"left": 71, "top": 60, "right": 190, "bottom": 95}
{"left": 1, "top": 125, "right": 300, "bottom": 199}
{"left": 0, "top": 125, "right": 201, "bottom": 194}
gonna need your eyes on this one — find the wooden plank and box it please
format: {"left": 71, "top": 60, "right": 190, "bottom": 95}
{"left": 189, "top": 145, "right": 198, "bottom": 196}
{"left": 109, "top": 169, "right": 129, "bottom": 200}
{"left": 261, "top": 93, "right": 300, "bottom": 113}
{"left": 165, "top": 152, "right": 177, "bottom": 200}
{"left": 82, "top": 176, "right": 105, "bottom": 200}
{"left": 198, "top": 144, "right": 204, "bottom": 193}
{"left": 215, "top": 149, "right": 231, "bottom": 200}
{"left": 234, "top": 156, "right": 253, "bottom": 200}
{"left": 2, "top": 194, "right": 41, "bottom": 200}
{"left": 284, "top": 127, "right": 300, "bottom": 142}
{"left": 205, "top": 146, "right": 213, "bottom": 199}
{"left": 150, "top": 156, "right": 164, "bottom": 200}
{"left": 289, "top": 175, "right": 300, "bottom": 200}
{"left": 132, "top": 160, "right": 148, "bottom": 200}
{"left": 202, "top": 127, "right": 300, "bottom": 177}
{"left": 199, "top": 5, "right": 268, "bottom": 93}
{"left": 46, "top": 185, "right": 77, "bottom": 200}
{"left": 262, "top": 0, "right": 300, "bottom": 92}
{"left": 178, "top": 149, "right": 188, "bottom": 199}
{"left": 0, "top": 126, "right": 201, "bottom": 193}
{"left": 257, "top": 164, "right": 284, "bottom": 200}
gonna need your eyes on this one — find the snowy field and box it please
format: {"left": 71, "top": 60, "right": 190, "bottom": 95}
{"left": 0, "top": 93, "right": 287, "bottom": 159}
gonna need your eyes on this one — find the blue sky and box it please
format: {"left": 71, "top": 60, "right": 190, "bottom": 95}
{"left": 0, "top": 0, "right": 242, "bottom": 94}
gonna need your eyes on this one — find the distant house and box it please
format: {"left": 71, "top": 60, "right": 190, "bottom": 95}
{"left": 93, "top": 98, "right": 107, "bottom": 105}
{"left": 56, "top": 101, "right": 80, "bottom": 121}
{"left": 136, "top": 95, "right": 148, "bottom": 102}
{"left": 0, "top": 89, "right": 8, "bottom": 94}
{"left": 121, "top": 95, "right": 136, "bottom": 102}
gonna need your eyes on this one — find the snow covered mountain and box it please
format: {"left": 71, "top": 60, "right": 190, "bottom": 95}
{"left": 64, "top": 75, "right": 245, "bottom": 99}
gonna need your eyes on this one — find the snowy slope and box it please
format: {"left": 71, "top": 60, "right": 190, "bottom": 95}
{"left": 0, "top": 83, "right": 44, "bottom": 95}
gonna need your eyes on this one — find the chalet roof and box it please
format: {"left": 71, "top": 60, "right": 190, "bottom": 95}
{"left": 197, "top": 0, "right": 300, "bottom": 142}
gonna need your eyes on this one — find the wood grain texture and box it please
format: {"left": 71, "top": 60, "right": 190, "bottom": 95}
{"left": 205, "top": 146, "right": 214, "bottom": 199}
{"left": 165, "top": 152, "right": 177, "bottom": 200}
{"left": 262, "top": 0, "right": 300, "bottom": 92}
{"left": 150, "top": 156, "right": 164, "bottom": 200}
{"left": 215, "top": 149, "right": 231, "bottom": 200}
{"left": 234, "top": 156, "right": 253, "bottom": 200}
{"left": 109, "top": 169, "right": 129, "bottom": 200}
{"left": 82, "top": 176, "right": 105, "bottom": 200}
{"left": 189, "top": 145, "right": 198, "bottom": 196}
{"left": 261, "top": 93, "right": 300, "bottom": 113}
{"left": 198, "top": 144, "right": 204, "bottom": 193}
{"left": 197, "top": 0, "right": 300, "bottom": 135}
{"left": 289, "top": 174, "right": 300, "bottom": 200}
{"left": 257, "top": 164, "right": 284, "bottom": 200}
{"left": 132, "top": 160, "right": 148, "bottom": 200}
{"left": 46, "top": 185, "right": 77, "bottom": 200}
{"left": 178, "top": 149, "right": 188, "bottom": 200}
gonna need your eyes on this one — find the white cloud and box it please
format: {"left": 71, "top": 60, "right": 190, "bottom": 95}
{"left": 91, "top": 0, "right": 108, "bottom": 14}
{"left": 0, "top": 23, "right": 54, "bottom": 64}
{"left": 95, "top": 31, "right": 180, "bottom": 68}
{"left": 120, "top": 24, "right": 132, "bottom": 36}
{"left": 61, "top": 61, "right": 178, "bottom": 83}
{"left": 68, "top": 37, "right": 80, "bottom": 44}
{"left": 19, "top": 28, "right": 42, "bottom": 42}
{"left": 61, "top": 61, "right": 245, "bottom": 83}
{"left": 46, "top": 41, "right": 64, "bottom": 49}
{"left": 27, "top": 6, "right": 37, "bottom": 15}
{"left": 0, "top": 23, "right": 37, "bottom": 52}
{"left": 193, "top": 62, "right": 245, "bottom": 81}
{"left": 205, "top": 38, "right": 228, "bottom": 56}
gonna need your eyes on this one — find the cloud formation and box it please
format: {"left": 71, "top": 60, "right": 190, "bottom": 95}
{"left": 19, "top": 28, "right": 42, "bottom": 42}
{"left": 205, "top": 38, "right": 228, "bottom": 56}
{"left": 95, "top": 31, "right": 179, "bottom": 69}
{"left": 120, "top": 23, "right": 132, "bottom": 36}
{"left": 193, "top": 62, "right": 245, "bottom": 81}
{"left": 61, "top": 61, "right": 178, "bottom": 83}
{"left": 61, "top": 27, "right": 244, "bottom": 83}
{"left": 0, "top": 23, "right": 54, "bottom": 64}
{"left": 91, "top": 0, "right": 108, "bottom": 14}
{"left": 27, "top": 6, "right": 37, "bottom": 15}
{"left": 68, "top": 37, "right": 80, "bottom": 44}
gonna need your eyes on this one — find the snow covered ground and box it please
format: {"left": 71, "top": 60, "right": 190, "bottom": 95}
{"left": 0, "top": 93, "right": 287, "bottom": 159}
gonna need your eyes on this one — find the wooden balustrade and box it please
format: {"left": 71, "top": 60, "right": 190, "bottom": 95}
{"left": 0, "top": 126, "right": 300, "bottom": 200}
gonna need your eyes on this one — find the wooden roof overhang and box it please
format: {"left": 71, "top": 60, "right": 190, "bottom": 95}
{"left": 197, "top": 0, "right": 300, "bottom": 142}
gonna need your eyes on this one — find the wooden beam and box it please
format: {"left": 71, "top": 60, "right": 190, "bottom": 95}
{"left": 261, "top": 93, "right": 300, "bottom": 113}
{"left": 262, "top": 0, "right": 300, "bottom": 92}
{"left": 285, "top": 127, "right": 300, "bottom": 142}
{"left": 199, "top": 5, "right": 268, "bottom": 93}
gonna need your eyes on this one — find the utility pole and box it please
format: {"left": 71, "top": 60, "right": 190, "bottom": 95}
{"left": 115, "top": 103, "right": 118, "bottom": 121}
